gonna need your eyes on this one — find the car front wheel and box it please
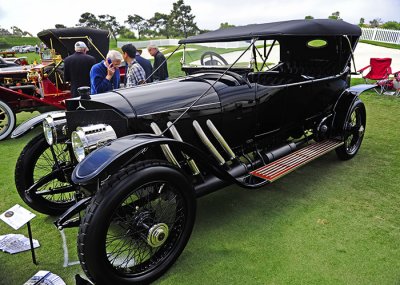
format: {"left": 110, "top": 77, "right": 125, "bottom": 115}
{"left": 15, "top": 133, "right": 76, "bottom": 215}
{"left": 335, "top": 100, "right": 366, "bottom": 160}
{"left": 78, "top": 160, "right": 196, "bottom": 285}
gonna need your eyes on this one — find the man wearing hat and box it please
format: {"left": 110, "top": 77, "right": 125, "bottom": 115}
{"left": 64, "top": 41, "right": 96, "bottom": 97}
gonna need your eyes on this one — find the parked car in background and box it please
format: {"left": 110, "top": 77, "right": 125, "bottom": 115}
{"left": 19, "top": 45, "right": 36, "bottom": 53}
{"left": 0, "top": 27, "right": 110, "bottom": 140}
{"left": 14, "top": 19, "right": 374, "bottom": 285}
{"left": 3, "top": 56, "right": 28, "bottom": 65}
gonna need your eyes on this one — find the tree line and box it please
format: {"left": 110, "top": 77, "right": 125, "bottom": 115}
{"left": 305, "top": 12, "right": 400, "bottom": 30}
{"left": 74, "top": 0, "right": 200, "bottom": 40}
{"left": 2, "top": 6, "right": 400, "bottom": 39}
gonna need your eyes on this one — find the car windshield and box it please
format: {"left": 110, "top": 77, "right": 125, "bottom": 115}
{"left": 182, "top": 40, "right": 280, "bottom": 71}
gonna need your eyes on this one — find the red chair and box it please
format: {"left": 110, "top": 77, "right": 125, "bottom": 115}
{"left": 358, "top": 58, "right": 392, "bottom": 94}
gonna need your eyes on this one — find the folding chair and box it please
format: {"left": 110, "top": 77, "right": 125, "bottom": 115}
{"left": 358, "top": 58, "right": 392, "bottom": 94}
{"left": 393, "top": 71, "right": 400, "bottom": 96}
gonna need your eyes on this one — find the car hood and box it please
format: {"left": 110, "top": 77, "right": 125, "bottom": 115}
{"left": 66, "top": 76, "right": 226, "bottom": 118}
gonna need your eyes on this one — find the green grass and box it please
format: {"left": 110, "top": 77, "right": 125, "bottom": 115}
{"left": 1, "top": 81, "right": 400, "bottom": 284}
{"left": 0, "top": 36, "right": 40, "bottom": 49}
{"left": 360, "top": 40, "right": 400, "bottom": 50}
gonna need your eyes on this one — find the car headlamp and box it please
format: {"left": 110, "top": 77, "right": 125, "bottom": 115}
{"left": 71, "top": 124, "right": 117, "bottom": 162}
{"left": 42, "top": 112, "right": 66, "bottom": 145}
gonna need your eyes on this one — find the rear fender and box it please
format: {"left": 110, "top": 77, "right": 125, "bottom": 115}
{"left": 331, "top": 84, "right": 373, "bottom": 136}
{"left": 71, "top": 133, "right": 236, "bottom": 185}
{"left": 11, "top": 110, "right": 65, "bottom": 138}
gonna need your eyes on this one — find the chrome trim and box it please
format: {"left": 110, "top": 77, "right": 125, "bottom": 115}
{"left": 139, "top": 102, "right": 221, "bottom": 117}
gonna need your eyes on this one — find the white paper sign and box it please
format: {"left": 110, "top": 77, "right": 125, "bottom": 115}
{"left": 0, "top": 204, "right": 36, "bottom": 230}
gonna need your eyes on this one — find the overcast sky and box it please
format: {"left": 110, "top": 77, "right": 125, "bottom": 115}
{"left": 0, "top": 0, "right": 399, "bottom": 35}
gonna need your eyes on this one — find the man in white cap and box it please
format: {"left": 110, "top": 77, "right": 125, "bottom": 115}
{"left": 64, "top": 41, "right": 96, "bottom": 97}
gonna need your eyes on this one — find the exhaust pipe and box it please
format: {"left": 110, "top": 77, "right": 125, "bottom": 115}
{"left": 206, "top": 119, "right": 236, "bottom": 160}
{"left": 150, "top": 122, "right": 180, "bottom": 167}
{"left": 167, "top": 122, "right": 200, "bottom": 175}
{"left": 193, "top": 120, "right": 225, "bottom": 166}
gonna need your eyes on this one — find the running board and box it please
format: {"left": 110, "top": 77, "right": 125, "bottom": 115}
{"left": 250, "top": 139, "right": 343, "bottom": 182}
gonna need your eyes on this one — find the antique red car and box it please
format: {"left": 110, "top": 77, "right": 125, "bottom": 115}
{"left": 0, "top": 27, "right": 109, "bottom": 140}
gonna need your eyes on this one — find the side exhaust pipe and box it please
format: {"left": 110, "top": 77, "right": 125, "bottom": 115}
{"left": 206, "top": 119, "right": 236, "bottom": 160}
{"left": 167, "top": 122, "right": 200, "bottom": 175}
{"left": 150, "top": 122, "right": 180, "bottom": 167}
{"left": 193, "top": 120, "right": 225, "bottom": 166}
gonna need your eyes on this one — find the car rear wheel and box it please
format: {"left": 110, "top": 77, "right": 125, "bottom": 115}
{"left": 0, "top": 100, "right": 16, "bottom": 140}
{"left": 15, "top": 133, "right": 76, "bottom": 215}
{"left": 78, "top": 160, "right": 196, "bottom": 285}
{"left": 335, "top": 100, "right": 366, "bottom": 160}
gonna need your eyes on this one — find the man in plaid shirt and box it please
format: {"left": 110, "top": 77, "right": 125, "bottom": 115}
{"left": 121, "top": 44, "right": 146, "bottom": 87}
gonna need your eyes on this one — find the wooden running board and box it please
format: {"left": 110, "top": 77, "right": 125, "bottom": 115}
{"left": 250, "top": 139, "right": 343, "bottom": 182}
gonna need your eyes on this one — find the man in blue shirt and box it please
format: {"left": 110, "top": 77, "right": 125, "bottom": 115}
{"left": 90, "top": 50, "right": 122, "bottom": 94}
{"left": 136, "top": 49, "right": 153, "bottom": 83}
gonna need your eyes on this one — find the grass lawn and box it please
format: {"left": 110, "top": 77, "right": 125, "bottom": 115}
{"left": 0, "top": 81, "right": 400, "bottom": 284}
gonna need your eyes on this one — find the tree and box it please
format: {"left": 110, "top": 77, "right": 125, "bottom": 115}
{"left": 55, "top": 24, "right": 67, "bottom": 29}
{"left": 98, "top": 14, "right": 121, "bottom": 42}
{"left": 381, "top": 21, "right": 400, "bottom": 30}
{"left": 305, "top": 16, "right": 314, "bottom": 20}
{"left": 77, "top": 12, "right": 101, "bottom": 29}
{"left": 0, "top": 27, "right": 11, "bottom": 36}
{"left": 358, "top": 18, "right": 365, "bottom": 27}
{"left": 369, "top": 18, "right": 382, "bottom": 28}
{"left": 328, "top": 11, "right": 341, "bottom": 20}
{"left": 169, "top": 0, "right": 199, "bottom": 38}
{"left": 219, "top": 22, "right": 235, "bottom": 29}
{"left": 125, "top": 14, "right": 146, "bottom": 40}
{"left": 148, "top": 12, "right": 171, "bottom": 38}
{"left": 11, "top": 26, "right": 24, "bottom": 36}
{"left": 118, "top": 26, "right": 136, "bottom": 39}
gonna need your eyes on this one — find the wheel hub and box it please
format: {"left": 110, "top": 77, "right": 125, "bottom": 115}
{"left": 147, "top": 223, "right": 169, "bottom": 248}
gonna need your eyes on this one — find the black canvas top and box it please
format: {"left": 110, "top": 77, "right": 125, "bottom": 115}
{"left": 37, "top": 27, "right": 110, "bottom": 62}
{"left": 179, "top": 19, "right": 361, "bottom": 44}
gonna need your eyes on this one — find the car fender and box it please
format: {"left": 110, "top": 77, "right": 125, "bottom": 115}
{"left": 331, "top": 84, "right": 374, "bottom": 136}
{"left": 72, "top": 133, "right": 239, "bottom": 186}
{"left": 11, "top": 110, "right": 65, "bottom": 139}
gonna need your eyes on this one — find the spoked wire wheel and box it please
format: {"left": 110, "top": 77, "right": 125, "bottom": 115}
{"left": 336, "top": 100, "right": 366, "bottom": 160}
{"left": 79, "top": 161, "right": 196, "bottom": 285}
{"left": 15, "top": 134, "right": 76, "bottom": 215}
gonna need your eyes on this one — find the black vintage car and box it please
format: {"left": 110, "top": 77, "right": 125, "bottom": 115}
{"left": 13, "top": 19, "right": 373, "bottom": 284}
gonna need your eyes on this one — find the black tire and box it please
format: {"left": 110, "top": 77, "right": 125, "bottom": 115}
{"left": 335, "top": 100, "right": 366, "bottom": 160}
{"left": 15, "top": 133, "right": 76, "bottom": 215}
{"left": 200, "top": 51, "right": 228, "bottom": 66}
{"left": 0, "top": 100, "right": 16, "bottom": 140}
{"left": 78, "top": 160, "right": 196, "bottom": 285}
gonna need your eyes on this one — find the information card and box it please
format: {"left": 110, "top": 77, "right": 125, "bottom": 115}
{"left": 0, "top": 204, "right": 36, "bottom": 230}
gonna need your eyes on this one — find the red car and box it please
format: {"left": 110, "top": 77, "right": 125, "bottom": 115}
{"left": 0, "top": 27, "right": 109, "bottom": 140}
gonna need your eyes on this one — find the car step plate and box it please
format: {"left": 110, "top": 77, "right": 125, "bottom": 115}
{"left": 250, "top": 139, "right": 344, "bottom": 182}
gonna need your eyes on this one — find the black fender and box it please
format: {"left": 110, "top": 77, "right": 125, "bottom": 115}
{"left": 11, "top": 110, "right": 65, "bottom": 139}
{"left": 71, "top": 133, "right": 268, "bottom": 189}
{"left": 331, "top": 84, "right": 374, "bottom": 137}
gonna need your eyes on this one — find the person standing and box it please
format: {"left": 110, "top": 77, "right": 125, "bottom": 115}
{"left": 121, "top": 44, "right": 146, "bottom": 87}
{"left": 64, "top": 41, "right": 96, "bottom": 97}
{"left": 147, "top": 44, "right": 168, "bottom": 81}
{"left": 136, "top": 49, "right": 153, "bottom": 83}
{"left": 90, "top": 50, "right": 122, "bottom": 95}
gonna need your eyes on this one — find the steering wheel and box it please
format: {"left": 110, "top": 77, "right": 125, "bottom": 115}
{"left": 200, "top": 51, "right": 228, "bottom": 66}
